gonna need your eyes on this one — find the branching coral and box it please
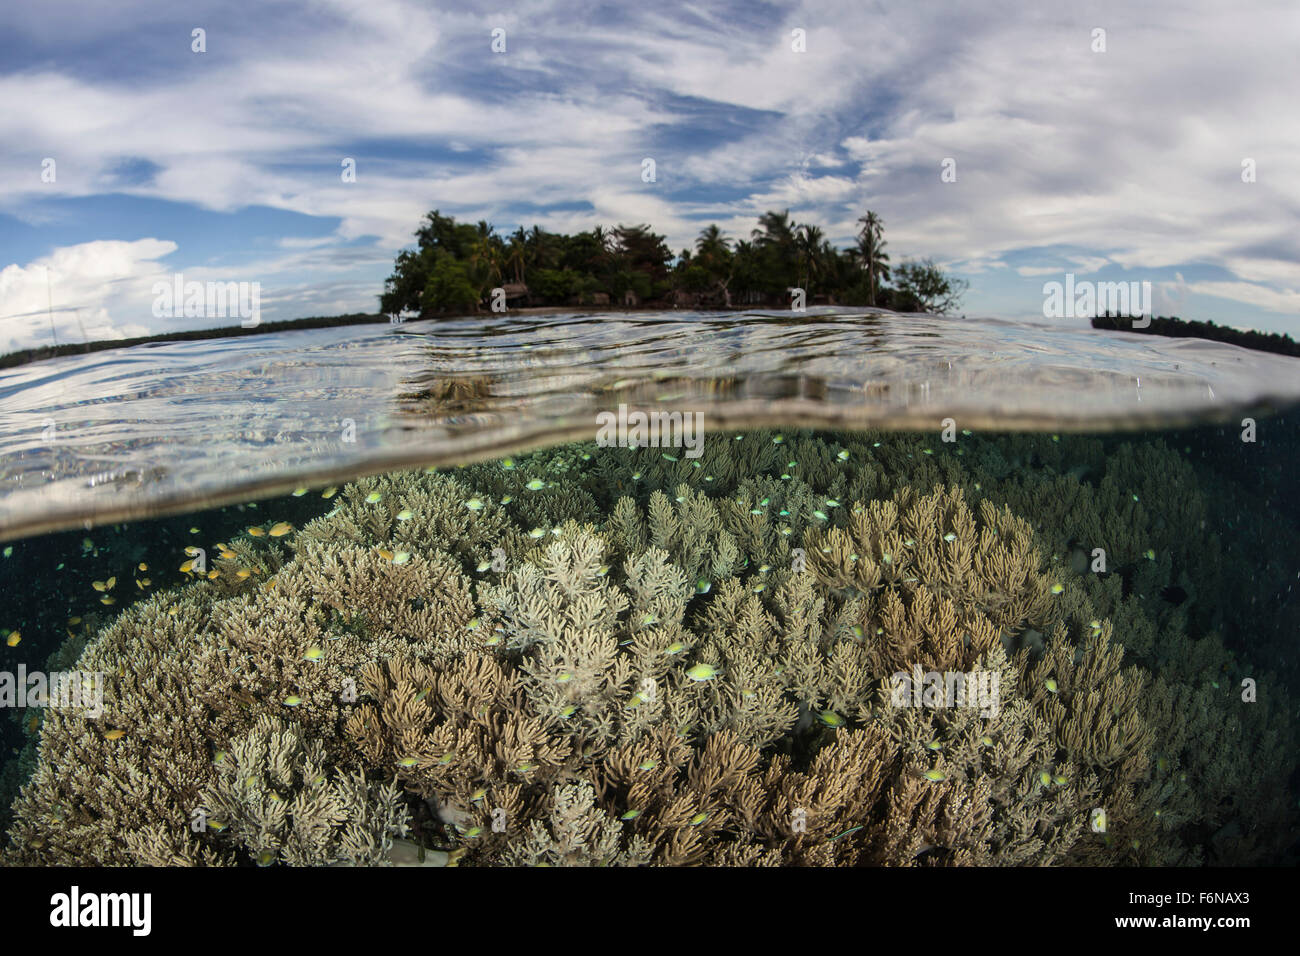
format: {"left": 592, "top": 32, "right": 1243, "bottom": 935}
{"left": 4, "top": 430, "right": 1294, "bottom": 867}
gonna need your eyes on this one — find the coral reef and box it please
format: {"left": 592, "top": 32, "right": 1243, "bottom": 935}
{"left": 3, "top": 429, "right": 1295, "bottom": 866}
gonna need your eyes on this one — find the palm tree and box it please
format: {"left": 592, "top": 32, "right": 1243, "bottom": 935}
{"left": 855, "top": 210, "right": 891, "bottom": 306}
{"left": 506, "top": 227, "right": 528, "bottom": 285}
{"left": 796, "top": 224, "right": 825, "bottom": 290}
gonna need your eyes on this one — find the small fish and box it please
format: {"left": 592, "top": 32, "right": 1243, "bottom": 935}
{"left": 923, "top": 769, "right": 946, "bottom": 782}
{"left": 219, "top": 549, "right": 236, "bottom": 560}
{"left": 525, "top": 479, "right": 546, "bottom": 491}
{"left": 207, "top": 570, "right": 220, "bottom": 580}
{"left": 267, "top": 522, "right": 293, "bottom": 538}
{"left": 685, "top": 663, "right": 718, "bottom": 682}
{"left": 836, "top": 450, "right": 850, "bottom": 461}
{"left": 1089, "top": 619, "right": 1102, "bottom": 631}
{"left": 980, "top": 735, "right": 994, "bottom": 747}
{"left": 851, "top": 625, "right": 864, "bottom": 639}
{"left": 695, "top": 579, "right": 711, "bottom": 595}
{"left": 92, "top": 580, "right": 107, "bottom": 591}
{"left": 247, "top": 526, "right": 265, "bottom": 537}
{"left": 641, "top": 613, "right": 658, "bottom": 626}
{"left": 464, "top": 498, "right": 485, "bottom": 511}
{"left": 5, "top": 631, "right": 20, "bottom": 647}
{"left": 501, "top": 458, "right": 515, "bottom": 470}
{"left": 103, "top": 729, "right": 127, "bottom": 741}
{"left": 1, "top": 546, "right": 10, "bottom": 558}
{"left": 943, "top": 532, "right": 957, "bottom": 542}
{"left": 466, "top": 617, "right": 481, "bottom": 630}
{"left": 470, "top": 788, "right": 487, "bottom": 802}
{"left": 476, "top": 559, "right": 492, "bottom": 572}
{"left": 365, "top": 491, "right": 384, "bottom": 504}
{"left": 500, "top": 495, "right": 514, "bottom": 505}
{"left": 515, "top": 763, "right": 538, "bottom": 773}
{"left": 825, "top": 499, "right": 840, "bottom": 508}
{"left": 377, "top": 549, "right": 394, "bottom": 561}
{"left": 813, "top": 511, "right": 828, "bottom": 521}
{"left": 1039, "top": 771, "right": 1052, "bottom": 786}
{"left": 1050, "top": 583, "right": 1064, "bottom": 595}
{"left": 398, "top": 757, "right": 418, "bottom": 768}
{"left": 759, "top": 497, "right": 770, "bottom": 507}
{"left": 1144, "top": 548, "right": 1156, "bottom": 561}
{"left": 283, "top": 695, "right": 302, "bottom": 707}
{"left": 528, "top": 528, "right": 546, "bottom": 539}
{"left": 689, "top": 812, "right": 709, "bottom": 826}
{"left": 1052, "top": 774, "right": 1067, "bottom": 786}
{"left": 236, "top": 569, "right": 252, "bottom": 579}
{"left": 321, "top": 486, "right": 338, "bottom": 499}
{"left": 881, "top": 553, "right": 892, "bottom": 564}
{"left": 100, "top": 596, "right": 116, "bottom": 605}
{"left": 1045, "top": 678, "right": 1059, "bottom": 693}
{"left": 620, "top": 810, "right": 640, "bottom": 820}
{"left": 772, "top": 435, "right": 784, "bottom": 444}
{"left": 632, "top": 471, "right": 642, "bottom": 481}
{"left": 750, "top": 508, "right": 764, "bottom": 515}
{"left": 925, "top": 740, "right": 942, "bottom": 751}
{"left": 662, "top": 453, "right": 678, "bottom": 462}
{"left": 596, "top": 564, "right": 610, "bottom": 577}
{"left": 303, "top": 646, "right": 323, "bottom": 663}
{"left": 664, "top": 642, "right": 684, "bottom": 655}
{"left": 818, "top": 711, "right": 845, "bottom": 728}
{"left": 391, "top": 551, "right": 411, "bottom": 565}
{"left": 559, "top": 705, "right": 577, "bottom": 718}
{"left": 189, "top": 527, "right": 201, "bottom": 534}
{"left": 292, "top": 487, "right": 308, "bottom": 497}
{"left": 68, "top": 617, "right": 81, "bottom": 625}
{"left": 751, "top": 582, "right": 766, "bottom": 593}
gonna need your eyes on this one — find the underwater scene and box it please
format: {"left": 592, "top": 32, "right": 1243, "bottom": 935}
{"left": 1, "top": 311, "right": 1298, "bottom": 868}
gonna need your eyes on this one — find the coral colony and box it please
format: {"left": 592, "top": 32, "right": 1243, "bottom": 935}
{"left": 3, "top": 430, "right": 1294, "bottom": 865}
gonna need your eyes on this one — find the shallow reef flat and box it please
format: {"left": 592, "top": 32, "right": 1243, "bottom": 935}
{"left": 3, "top": 428, "right": 1295, "bottom": 866}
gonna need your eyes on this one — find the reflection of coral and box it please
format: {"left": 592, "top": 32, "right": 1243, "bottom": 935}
{"left": 4, "top": 431, "right": 1295, "bottom": 866}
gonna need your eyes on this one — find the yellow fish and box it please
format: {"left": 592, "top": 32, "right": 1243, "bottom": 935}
{"left": 322, "top": 487, "right": 338, "bottom": 499}
{"left": 5, "top": 631, "right": 20, "bottom": 647}
{"left": 207, "top": 570, "right": 220, "bottom": 580}
{"left": 179, "top": 560, "right": 194, "bottom": 573}
{"left": 68, "top": 617, "right": 81, "bottom": 626}
{"left": 268, "top": 522, "right": 293, "bottom": 537}
{"left": 236, "top": 569, "right": 252, "bottom": 579}
{"left": 92, "top": 580, "right": 106, "bottom": 591}
{"left": 100, "top": 596, "right": 116, "bottom": 605}
{"left": 219, "top": 549, "right": 237, "bottom": 560}
{"left": 137, "top": 563, "right": 148, "bottom": 572}
{"left": 247, "top": 526, "right": 265, "bottom": 537}
{"left": 104, "top": 729, "right": 127, "bottom": 741}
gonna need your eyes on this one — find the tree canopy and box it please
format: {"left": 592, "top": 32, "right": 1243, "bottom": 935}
{"left": 379, "top": 208, "right": 968, "bottom": 317}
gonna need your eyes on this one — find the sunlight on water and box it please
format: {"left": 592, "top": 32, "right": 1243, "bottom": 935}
{"left": 2, "top": 310, "right": 1298, "bottom": 541}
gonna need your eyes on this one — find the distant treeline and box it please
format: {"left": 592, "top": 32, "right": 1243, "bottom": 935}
{"left": 1091, "top": 312, "right": 1300, "bottom": 358}
{"left": 379, "top": 209, "right": 969, "bottom": 317}
{"left": 0, "top": 313, "right": 385, "bottom": 370}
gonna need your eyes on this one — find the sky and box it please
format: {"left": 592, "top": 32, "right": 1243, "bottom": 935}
{"left": 0, "top": 0, "right": 1297, "bottom": 353}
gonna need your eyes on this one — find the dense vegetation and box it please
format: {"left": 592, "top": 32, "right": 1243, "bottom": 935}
{"left": 1092, "top": 312, "right": 1300, "bottom": 358}
{"left": 378, "top": 209, "right": 970, "bottom": 316}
